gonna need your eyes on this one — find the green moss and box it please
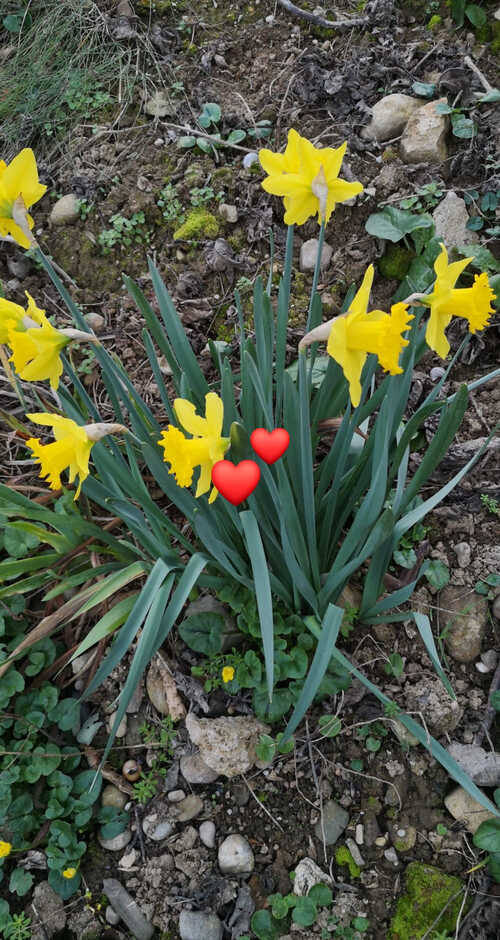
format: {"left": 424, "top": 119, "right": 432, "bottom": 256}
{"left": 335, "top": 845, "right": 361, "bottom": 878}
{"left": 427, "top": 14, "right": 442, "bottom": 29}
{"left": 389, "top": 862, "right": 466, "bottom": 939}
{"left": 491, "top": 21, "right": 500, "bottom": 56}
{"left": 227, "top": 228, "right": 246, "bottom": 252}
{"left": 382, "top": 146, "right": 398, "bottom": 162}
{"left": 173, "top": 207, "right": 219, "bottom": 241}
{"left": 379, "top": 244, "right": 414, "bottom": 280}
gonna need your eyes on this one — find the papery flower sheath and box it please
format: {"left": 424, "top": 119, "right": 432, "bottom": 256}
{"left": 0, "top": 149, "right": 47, "bottom": 248}
{"left": 26, "top": 414, "right": 126, "bottom": 499}
{"left": 158, "top": 392, "right": 230, "bottom": 503}
{"left": 259, "top": 129, "right": 363, "bottom": 226}
{"left": 421, "top": 243, "right": 496, "bottom": 358}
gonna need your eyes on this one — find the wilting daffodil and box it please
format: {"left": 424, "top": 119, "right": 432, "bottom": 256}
{"left": 259, "top": 129, "right": 363, "bottom": 226}
{"left": 420, "top": 243, "right": 496, "bottom": 358}
{"left": 0, "top": 149, "right": 47, "bottom": 249}
{"left": 26, "top": 414, "right": 127, "bottom": 499}
{"left": 300, "top": 265, "right": 414, "bottom": 407}
{"left": 3, "top": 292, "right": 99, "bottom": 390}
{"left": 158, "top": 392, "right": 230, "bottom": 503}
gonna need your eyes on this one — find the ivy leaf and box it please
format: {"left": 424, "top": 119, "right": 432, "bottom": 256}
{"left": 424, "top": 559, "right": 450, "bottom": 590}
{"left": 9, "top": 868, "right": 34, "bottom": 896}
{"left": 178, "top": 612, "right": 224, "bottom": 655}
{"left": 473, "top": 818, "right": 500, "bottom": 852}
{"left": 256, "top": 734, "right": 276, "bottom": 763}
{"left": 2, "top": 526, "right": 40, "bottom": 559}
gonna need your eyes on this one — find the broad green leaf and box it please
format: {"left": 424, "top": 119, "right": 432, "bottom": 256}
{"left": 473, "top": 818, "right": 500, "bottom": 852}
{"left": 365, "top": 207, "right": 433, "bottom": 242}
{"left": 9, "top": 868, "right": 33, "bottom": 896}
{"left": 178, "top": 612, "right": 224, "bottom": 654}
{"left": 425, "top": 559, "right": 450, "bottom": 590}
{"left": 292, "top": 897, "right": 317, "bottom": 926}
{"left": 465, "top": 3, "right": 486, "bottom": 26}
{"left": 308, "top": 883, "right": 333, "bottom": 906}
{"left": 67, "top": 593, "right": 138, "bottom": 665}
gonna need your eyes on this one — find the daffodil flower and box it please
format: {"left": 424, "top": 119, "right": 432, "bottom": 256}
{"left": 300, "top": 265, "right": 414, "bottom": 407}
{"left": 420, "top": 244, "right": 496, "bottom": 358}
{"left": 259, "top": 129, "right": 363, "bottom": 226}
{"left": 0, "top": 841, "right": 12, "bottom": 858}
{"left": 3, "top": 291, "right": 100, "bottom": 390}
{"left": 0, "top": 149, "right": 47, "bottom": 249}
{"left": 158, "top": 392, "right": 230, "bottom": 503}
{"left": 26, "top": 414, "right": 127, "bottom": 499}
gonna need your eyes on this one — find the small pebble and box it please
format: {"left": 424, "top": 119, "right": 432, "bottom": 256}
{"left": 384, "top": 847, "right": 399, "bottom": 865}
{"left": 243, "top": 152, "right": 259, "bottom": 168}
{"left": 168, "top": 789, "right": 186, "bottom": 803}
{"left": 355, "top": 824, "right": 364, "bottom": 845}
{"left": 218, "top": 834, "right": 254, "bottom": 874}
{"left": 199, "top": 821, "right": 216, "bottom": 849}
{"left": 375, "top": 835, "right": 388, "bottom": 847}
{"left": 430, "top": 366, "right": 446, "bottom": 382}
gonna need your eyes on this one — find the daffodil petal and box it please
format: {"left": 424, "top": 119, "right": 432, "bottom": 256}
{"left": 349, "top": 265, "right": 374, "bottom": 319}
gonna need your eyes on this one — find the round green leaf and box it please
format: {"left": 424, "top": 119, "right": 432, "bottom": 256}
{"left": 178, "top": 612, "right": 224, "bottom": 654}
{"left": 318, "top": 715, "right": 342, "bottom": 738}
{"left": 308, "top": 883, "right": 333, "bottom": 906}
{"left": 473, "top": 818, "right": 500, "bottom": 852}
{"left": 292, "top": 896, "right": 317, "bottom": 926}
{"left": 256, "top": 734, "right": 276, "bottom": 763}
{"left": 9, "top": 867, "right": 33, "bottom": 896}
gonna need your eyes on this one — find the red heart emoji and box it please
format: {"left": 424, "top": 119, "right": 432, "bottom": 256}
{"left": 250, "top": 428, "right": 290, "bottom": 464}
{"left": 211, "top": 460, "right": 261, "bottom": 506}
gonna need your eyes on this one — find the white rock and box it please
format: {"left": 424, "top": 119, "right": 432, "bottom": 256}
{"left": 432, "top": 191, "right": 479, "bottom": 250}
{"left": 219, "top": 203, "right": 238, "bottom": 223}
{"left": 98, "top": 829, "right": 132, "bottom": 852}
{"left": 293, "top": 857, "right": 332, "bottom": 896}
{"left": 49, "top": 194, "right": 80, "bottom": 226}
{"left": 362, "top": 94, "right": 424, "bottom": 142}
{"left": 101, "top": 785, "right": 128, "bottom": 810}
{"left": 106, "top": 905, "right": 120, "bottom": 925}
{"left": 243, "top": 152, "right": 259, "bottom": 168}
{"left": 167, "top": 789, "right": 186, "bottom": 803}
{"left": 218, "top": 834, "right": 254, "bottom": 874}
{"left": 199, "top": 820, "right": 216, "bottom": 848}
{"left": 439, "top": 585, "right": 488, "bottom": 663}
{"left": 179, "top": 911, "right": 223, "bottom": 940}
{"left": 445, "top": 785, "right": 496, "bottom": 833}
{"left": 384, "top": 847, "right": 399, "bottom": 865}
{"left": 299, "top": 238, "right": 333, "bottom": 272}
{"left": 400, "top": 98, "right": 449, "bottom": 164}
{"left": 430, "top": 366, "right": 446, "bottom": 382}
{"left": 185, "top": 713, "right": 270, "bottom": 778}
{"left": 453, "top": 541, "right": 471, "bottom": 568}
{"left": 106, "top": 710, "right": 127, "bottom": 738}
{"left": 447, "top": 743, "right": 500, "bottom": 787}
{"left": 171, "top": 794, "right": 204, "bottom": 823}
{"left": 118, "top": 848, "right": 138, "bottom": 869}
{"left": 142, "top": 806, "right": 175, "bottom": 841}
{"left": 71, "top": 651, "right": 93, "bottom": 675}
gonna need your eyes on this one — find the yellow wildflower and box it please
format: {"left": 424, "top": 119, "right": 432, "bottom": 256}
{"left": 26, "top": 414, "right": 127, "bottom": 499}
{"left": 259, "top": 129, "right": 363, "bottom": 226}
{"left": 421, "top": 244, "right": 496, "bottom": 358}
{"left": 63, "top": 867, "right": 77, "bottom": 879}
{"left": 0, "top": 149, "right": 47, "bottom": 248}
{"left": 0, "top": 841, "right": 12, "bottom": 858}
{"left": 158, "top": 392, "right": 230, "bottom": 503}
{"left": 222, "top": 666, "right": 235, "bottom": 683}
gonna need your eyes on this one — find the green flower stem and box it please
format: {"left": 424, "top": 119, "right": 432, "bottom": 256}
{"left": 306, "top": 219, "right": 325, "bottom": 333}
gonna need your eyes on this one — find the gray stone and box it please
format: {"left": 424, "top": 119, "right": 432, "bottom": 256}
{"left": 439, "top": 584, "right": 488, "bottom": 663}
{"left": 98, "top": 829, "right": 132, "bottom": 852}
{"left": 362, "top": 93, "right": 424, "bottom": 142}
{"left": 163, "top": 760, "right": 180, "bottom": 791}
{"left": 168, "top": 789, "right": 186, "bottom": 802}
{"left": 404, "top": 677, "right": 462, "bottom": 737}
{"left": 218, "top": 834, "right": 255, "bottom": 874}
{"left": 293, "top": 857, "right": 332, "bottom": 896}
{"left": 400, "top": 98, "right": 449, "bottom": 164}
{"left": 384, "top": 847, "right": 399, "bottom": 865}
{"left": 444, "top": 786, "right": 496, "bottom": 834}
{"left": 345, "top": 838, "right": 365, "bottom": 867}
{"left": 49, "top": 194, "right": 80, "bottom": 226}
{"left": 101, "top": 785, "right": 128, "bottom": 810}
{"left": 185, "top": 713, "right": 270, "bottom": 779}
{"left": 243, "top": 152, "right": 259, "bottom": 168}
{"left": 447, "top": 743, "right": 500, "bottom": 787}
{"left": 31, "top": 882, "right": 66, "bottom": 937}
{"left": 199, "top": 820, "right": 216, "bottom": 848}
{"left": 7, "top": 255, "right": 30, "bottom": 278}
{"left": 142, "top": 805, "right": 175, "bottom": 841}
{"left": 300, "top": 238, "right": 333, "bottom": 272}
{"left": 453, "top": 541, "right": 471, "bottom": 568}
{"left": 171, "top": 794, "right": 204, "bottom": 823}
{"left": 179, "top": 910, "right": 223, "bottom": 940}
{"left": 219, "top": 203, "right": 238, "bottom": 223}
{"left": 314, "top": 800, "right": 349, "bottom": 845}
{"left": 391, "top": 825, "right": 417, "bottom": 852}
{"left": 102, "top": 879, "right": 154, "bottom": 940}
{"left": 105, "top": 905, "right": 120, "bottom": 925}
{"left": 106, "top": 710, "right": 127, "bottom": 738}
{"left": 432, "top": 191, "right": 479, "bottom": 250}
{"left": 84, "top": 312, "right": 105, "bottom": 334}
{"left": 180, "top": 753, "right": 219, "bottom": 784}
{"left": 493, "top": 592, "right": 500, "bottom": 620}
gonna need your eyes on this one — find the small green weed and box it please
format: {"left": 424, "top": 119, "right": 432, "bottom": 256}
{"left": 98, "top": 212, "right": 151, "bottom": 254}
{"left": 480, "top": 493, "right": 500, "bottom": 515}
{"left": 132, "top": 717, "right": 177, "bottom": 804}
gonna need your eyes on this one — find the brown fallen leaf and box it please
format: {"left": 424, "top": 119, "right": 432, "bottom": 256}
{"left": 146, "top": 653, "right": 186, "bottom": 722}
{"left": 84, "top": 746, "right": 134, "bottom": 797}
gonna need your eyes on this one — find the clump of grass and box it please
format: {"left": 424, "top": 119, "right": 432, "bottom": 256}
{"left": 0, "top": 0, "right": 137, "bottom": 158}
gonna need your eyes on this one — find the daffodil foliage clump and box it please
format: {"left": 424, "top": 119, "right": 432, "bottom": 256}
{"left": 1, "top": 138, "right": 499, "bottom": 835}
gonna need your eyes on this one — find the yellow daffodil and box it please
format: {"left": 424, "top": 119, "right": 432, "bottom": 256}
{"left": 3, "top": 291, "right": 100, "bottom": 390}
{"left": 222, "top": 666, "right": 235, "bottom": 683}
{"left": 0, "top": 841, "right": 12, "bottom": 858}
{"left": 300, "top": 265, "right": 414, "bottom": 407}
{"left": 26, "top": 414, "right": 127, "bottom": 499}
{"left": 420, "top": 244, "right": 496, "bottom": 358}
{"left": 62, "top": 867, "right": 77, "bottom": 879}
{"left": 259, "top": 129, "right": 363, "bottom": 226}
{"left": 158, "top": 392, "right": 230, "bottom": 503}
{"left": 0, "top": 149, "right": 47, "bottom": 249}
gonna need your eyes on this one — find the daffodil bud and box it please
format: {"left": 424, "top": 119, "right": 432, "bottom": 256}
{"left": 83, "top": 423, "right": 128, "bottom": 442}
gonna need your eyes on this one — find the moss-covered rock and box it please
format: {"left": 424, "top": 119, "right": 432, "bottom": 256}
{"left": 379, "top": 243, "right": 414, "bottom": 280}
{"left": 389, "top": 862, "right": 466, "bottom": 939}
{"left": 335, "top": 845, "right": 361, "bottom": 878}
{"left": 173, "top": 208, "right": 219, "bottom": 241}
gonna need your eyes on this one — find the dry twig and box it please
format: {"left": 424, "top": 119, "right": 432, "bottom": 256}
{"left": 276, "top": 0, "right": 367, "bottom": 29}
